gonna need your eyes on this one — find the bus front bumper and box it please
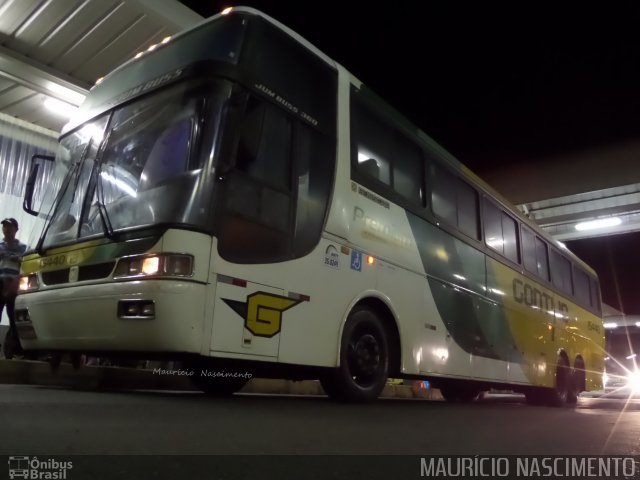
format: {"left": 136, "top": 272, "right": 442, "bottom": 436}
{"left": 13, "top": 280, "right": 207, "bottom": 354}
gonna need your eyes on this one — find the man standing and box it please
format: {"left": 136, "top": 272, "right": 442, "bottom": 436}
{"left": 0, "top": 218, "right": 27, "bottom": 355}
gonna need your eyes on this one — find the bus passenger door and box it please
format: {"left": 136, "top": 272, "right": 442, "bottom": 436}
{"left": 210, "top": 276, "right": 290, "bottom": 358}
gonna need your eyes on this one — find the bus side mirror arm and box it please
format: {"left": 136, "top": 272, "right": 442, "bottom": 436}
{"left": 23, "top": 154, "right": 55, "bottom": 216}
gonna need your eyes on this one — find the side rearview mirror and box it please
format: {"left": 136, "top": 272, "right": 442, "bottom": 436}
{"left": 23, "top": 154, "right": 55, "bottom": 216}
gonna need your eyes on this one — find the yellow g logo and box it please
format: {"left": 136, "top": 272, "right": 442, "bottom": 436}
{"left": 223, "top": 292, "right": 301, "bottom": 338}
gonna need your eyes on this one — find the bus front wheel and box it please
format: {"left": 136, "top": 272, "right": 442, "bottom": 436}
{"left": 320, "top": 306, "right": 389, "bottom": 403}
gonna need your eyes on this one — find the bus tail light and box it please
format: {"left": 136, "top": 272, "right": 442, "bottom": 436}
{"left": 114, "top": 254, "right": 193, "bottom": 279}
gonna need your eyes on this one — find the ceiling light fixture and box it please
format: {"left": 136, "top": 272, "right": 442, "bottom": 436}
{"left": 43, "top": 98, "right": 78, "bottom": 118}
{"left": 575, "top": 217, "right": 622, "bottom": 231}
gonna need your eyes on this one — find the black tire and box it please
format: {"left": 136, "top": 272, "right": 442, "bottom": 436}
{"left": 440, "top": 384, "right": 481, "bottom": 403}
{"left": 524, "top": 388, "right": 547, "bottom": 406}
{"left": 320, "top": 306, "right": 389, "bottom": 403}
{"left": 526, "top": 358, "right": 573, "bottom": 407}
{"left": 549, "top": 358, "right": 572, "bottom": 407}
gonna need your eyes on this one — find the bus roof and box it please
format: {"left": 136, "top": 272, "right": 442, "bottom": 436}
{"left": 68, "top": 6, "right": 596, "bottom": 278}
{"left": 93, "top": 6, "right": 340, "bottom": 90}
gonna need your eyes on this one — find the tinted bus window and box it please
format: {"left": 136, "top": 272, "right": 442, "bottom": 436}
{"left": 550, "top": 250, "right": 573, "bottom": 295}
{"left": 535, "top": 237, "right": 550, "bottom": 281}
{"left": 484, "top": 199, "right": 518, "bottom": 262}
{"left": 393, "top": 133, "right": 423, "bottom": 204}
{"left": 573, "top": 266, "right": 591, "bottom": 306}
{"left": 457, "top": 180, "right": 479, "bottom": 239}
{"left": 484, "top": 200, "right": 503, "bottom": 253}
{"left": 352, "top": 103, "right": 392, "bottom": 185}
{"left": 591, "top": 278, "right": 602, "bottom": 312}
{"left": 352, "top": 98, "right": 424, "bottom": 205}
{"left": 431, "top": 163, "right": 456, "bottom": 225}
{"left": 502, "top": 213, "right": 519, "bottom": 263}
{"left": 218, "top": 96, "right": 293, "bottom": 262}
{"left": 431, "top": 164, "right": 479, "bottom": 239}
{"left": 522, "top": 227, "right": 537, "bottom": 274}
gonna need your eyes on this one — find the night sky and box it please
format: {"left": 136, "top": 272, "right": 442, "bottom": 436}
{"left": 179, "top": 1, "right": 640, "bottom": 314}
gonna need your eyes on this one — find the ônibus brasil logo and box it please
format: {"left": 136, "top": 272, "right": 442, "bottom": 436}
{"left": 8, "top": 456, "right": 72, "bottom": 479}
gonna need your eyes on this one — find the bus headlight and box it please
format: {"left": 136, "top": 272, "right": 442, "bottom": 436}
{"left": 114, "top": 254, "right": 193, "bottom": 279}
{"left": 627, "top": 370, "right": 640, "bottom": 391}
{"left": 19, "top": 274, "right": 39, "bottom": 291}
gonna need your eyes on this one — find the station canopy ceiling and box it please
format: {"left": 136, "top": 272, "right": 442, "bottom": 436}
{"left": 0, "top": 0, "right": 202, "bottom": 133}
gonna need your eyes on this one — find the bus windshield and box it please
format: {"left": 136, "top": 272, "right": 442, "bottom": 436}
{"left": 39, "top": 80, "right": 228, "bottom": 249}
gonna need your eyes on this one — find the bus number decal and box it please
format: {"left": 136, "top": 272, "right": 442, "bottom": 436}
{"left": 222, "top": 292, "right": 301, "bottom": 338}
{"left": 40, "top": 254, "right": 67, "bottom": 268}
{"left": 324, "top": 245, "right": 340, "bottom": 269}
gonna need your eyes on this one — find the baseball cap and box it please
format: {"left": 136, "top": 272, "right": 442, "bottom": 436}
{"left": 1, "top": 218, "right": 18, "bottom": 229}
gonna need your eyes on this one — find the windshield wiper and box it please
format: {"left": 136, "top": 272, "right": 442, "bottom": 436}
{"left": 93, "top": 129, "right": 116, "bottom": 241}
{"left": 36, "top": 141, "right": 92, "bottom": 256}
{"left": 95, "top": 160, "right": 116, "bottom": 240}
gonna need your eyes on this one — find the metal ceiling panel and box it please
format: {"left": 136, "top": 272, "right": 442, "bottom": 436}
{"left": 7, "top": 0, "right": 83, "bottom": 55}
{"left": 72, "top": 16, "right": 168, "bottom": 81}
{"left": 0, "top": 0, "right": 202, "bottom": 130}
{"left": 55, "top": 2, "right": 146, "bottom": 78}
{"left": 0, "top": 0, "right": 42, "bottom": 40}
{"left": 0, "top": 84, "right": 36, "bottom": 108}
{"left": 2, "top": 91, "right": 45, "bottom": 117}
{"left": 0, "top": 76, "right": 14, "bottom": 91}
{"left": 35, "top": 0, "right": 120, "bottom": 64}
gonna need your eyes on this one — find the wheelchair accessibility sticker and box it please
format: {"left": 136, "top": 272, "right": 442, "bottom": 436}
{"left": 351, "top": 250, "right": 362, "bottom": 272}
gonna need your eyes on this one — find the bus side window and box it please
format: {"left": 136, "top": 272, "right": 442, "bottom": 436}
{"left": 392, "top": 133, "right": 423, "bottom": 205}
{"left": 534, "top": 236, "right": 550, "bottom": 281}
{"left": 483, "top": 199, "right": 519, "bottom": 263}
{"left": 352, "top": 102, "right": 392, "bottom": 185}
{"left": 292, "top": 122, "right": 335, "bottom": 257}
{"left": 456, "top": 179, "right": 479, "bottom": 240}
{"left": 430, "top": 163, "right": 456, "bottom": 225}
{"left": 573, "top": 265, "right": 591, "bottom": 306}
{"left": 590, "top": 278, "right": 601, "bottom": 313}
{"left": 235, "top": 96, "right": 291, "bottom": 191}
{"left": 218, "top": 95, "right": 294, "bottom": 263}
{"left": 550, "top": 250, "right": 573, "bottom": 296}
{"left": 521, "top": 226, "right": 537, "bottom": 274}
{"left": 431, "top": 163, "right": 479, "bottom": 239}
{"left": 351, "top": 92, "right": 423, "bottom": 205}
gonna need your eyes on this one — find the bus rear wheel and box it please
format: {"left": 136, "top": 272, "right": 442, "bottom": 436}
{"left": 548, "top": 358, "right": 573, "bottom": 407}
{"left": 320, "top": 306, "right": 389, "bottom": 403}
{"left": 525, "top": 358, "right": 574, "bottom": 407}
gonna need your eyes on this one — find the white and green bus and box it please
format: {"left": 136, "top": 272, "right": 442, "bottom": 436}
{"left": 15, "top": 7, "right": 604, "bottom": 404}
